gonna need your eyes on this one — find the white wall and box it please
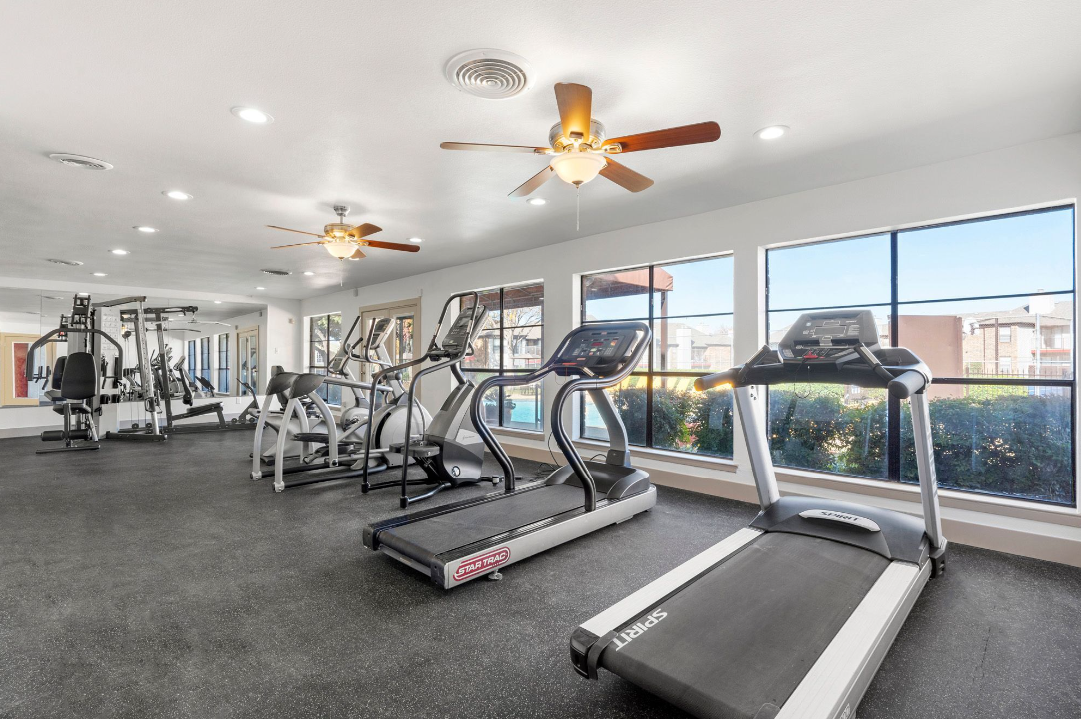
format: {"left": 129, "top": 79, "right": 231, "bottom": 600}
{"left": 299, "top": 131, "right": 1081, "bottom": 566}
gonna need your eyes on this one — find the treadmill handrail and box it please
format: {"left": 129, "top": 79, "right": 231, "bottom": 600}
{"left": 470, "top": 321, "right": 651, "bottom": 509}
{"left": 695, "top": 343, "right": 932, "bottom": 394}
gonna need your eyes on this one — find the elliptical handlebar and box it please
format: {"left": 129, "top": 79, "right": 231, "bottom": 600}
{"left": 24, "top": 328, "right": 125, "bottom": 384}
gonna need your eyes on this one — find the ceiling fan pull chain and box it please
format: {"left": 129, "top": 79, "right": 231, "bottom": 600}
{"left": 576, "top": 184, "right": 580, "bottom": 232}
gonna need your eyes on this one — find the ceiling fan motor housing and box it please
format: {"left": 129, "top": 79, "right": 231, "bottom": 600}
{"left": 549, "top": 119, "right": 607, "bottom": 152}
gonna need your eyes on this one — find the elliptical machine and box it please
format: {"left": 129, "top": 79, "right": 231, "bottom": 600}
{"left": 360, "top": 291, "right": 500, "bottom": 508}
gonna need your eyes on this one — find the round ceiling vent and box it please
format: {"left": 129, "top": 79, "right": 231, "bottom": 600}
{"left": 444, "top": 49, "right": 534, "bottom": 100}
{"left": 261, "top": 269, "right": 292, "bottom": 276}
{"left": 47, "top": 259, "right": 84, "bottom": 266}
{"left": 49, "top": 153, "right": 114, "bottom": 170}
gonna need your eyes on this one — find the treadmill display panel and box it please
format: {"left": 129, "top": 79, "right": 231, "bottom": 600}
{"left": 778, "top": 309, "right": 880, "bottom": 363}
{"left": 556, "top": 328, "right": 639, "bottom": 377}
{"left": 440, "top": 308, "right": 481, "bottom": 354}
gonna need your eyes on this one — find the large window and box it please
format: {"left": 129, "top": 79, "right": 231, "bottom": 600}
{"left": 199, "top": 337, "right": 211, "bottom": 384}
{"left": 217, "top": 334, "right": 230, "bottom": 393}
{"left": 462, "top": 283, "right": 544, "bottom": 432}
{"left": 186, "top": 340, "right": 197, "bottom": 382}
{"left": 580, "top": 255, "right": 735, "bottom": 457}
{"left": 767, "top": 206, "right": 1075, "bottom": 505}
{"left": 308, "top": 313, "right": 342, "bottom": 405}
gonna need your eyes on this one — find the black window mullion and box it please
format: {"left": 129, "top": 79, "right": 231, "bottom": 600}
{"left": 646, "top": 264, "right": 655, "bottom": 450}
{"left": 498, "top": 287, "right": 505, "bottom": 427}
{"left": 888, "top": 231, "right": 901, "bottom": 483}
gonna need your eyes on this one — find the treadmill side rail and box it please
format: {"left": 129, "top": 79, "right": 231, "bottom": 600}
{"left": 775, "top": 560, "right": 929, "bottom": 719}
{"left": 579, "top": 527, "right": 762, "bottom": 639}
{"left": 441, "top": 487, "right": 657, "bottom": 589}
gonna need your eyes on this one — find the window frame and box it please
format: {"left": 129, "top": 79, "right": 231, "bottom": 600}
{"left": 307, "top": 312, "right": 342, "bottom": 406}
{"left": 199, "top": 336, "right": 211, "bottom": 383}
{"left": 579, "top": 254, "right": 735, "bottom": 457}
{"left": 217, "top": 333, "right": 230, "bottom": 393}
{"left": 186, "top": 340, "right": 197, "bottom": 382}
{"left": 462, "top": 282, "right": 544, "bottom": 432}
{"left": 765, "top": 204, "right": 1076, "bottom": 506}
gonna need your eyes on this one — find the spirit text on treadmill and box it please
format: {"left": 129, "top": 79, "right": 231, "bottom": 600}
{"left": 612, "top": 609, "right": 668, "bottom": 650}
{"left": 452, "top": 547, "right": 511, "bottom": 581}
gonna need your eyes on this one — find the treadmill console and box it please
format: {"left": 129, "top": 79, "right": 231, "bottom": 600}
{"left": 778, "top": 309, "right": 880, "bottom": 366}
{"left": 554, "top": 327, "right": 641, "bottom": 377}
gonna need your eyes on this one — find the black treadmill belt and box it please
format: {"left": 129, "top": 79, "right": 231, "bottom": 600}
{"left": 379, "top": 484, "right": 587, "bottom": 558}
{"left": 601, "top": 532, "right": 889, "bottom": 719}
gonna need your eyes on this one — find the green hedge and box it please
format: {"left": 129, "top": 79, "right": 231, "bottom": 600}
{"left": 606, "top": 384, "right": 1073, "bottom": 504}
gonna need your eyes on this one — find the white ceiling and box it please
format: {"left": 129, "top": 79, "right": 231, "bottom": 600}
{"left": 2, "top": 1, "right": 1079, "bottom": 300}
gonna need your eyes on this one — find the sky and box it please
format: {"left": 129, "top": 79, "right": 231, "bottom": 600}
{"left": 584, "top": 208, "right": 1074, "bottom": 328}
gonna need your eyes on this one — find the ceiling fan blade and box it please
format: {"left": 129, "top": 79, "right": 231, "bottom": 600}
{"left": 267, "top": 225, "right": 326, "bottom": 238}
{"left": 605, "top": 121, "right": 721, "bottom": 153}
{"left": 358, "top": 239, "right": 420, "bottom": 253}
{"left": 508, "top": 165, "right": 556, "bottom": 198}
{"left": 600, "top": 158, "right": 654, "bottom": 192}
{"left": 440, "top": 142, "right": 550, "bottom": 154}
{"left": 270, "top": 240, "right": 328, "bottom": 249}
{"left": 350, "top": 248, "right": 366, "bottom": 260}
{"left": 554, "top": 83, "right": 593, "bottom": 141}
{"left": 349, "top": 223, "right": 382, "bottom": 239}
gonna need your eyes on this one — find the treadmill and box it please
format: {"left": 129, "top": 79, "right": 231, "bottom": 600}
{"left": 364, "top": 321, "right": 658, "bottom": 589}
{"left": 570, "top": 309, "right": 947, "bottom": 719}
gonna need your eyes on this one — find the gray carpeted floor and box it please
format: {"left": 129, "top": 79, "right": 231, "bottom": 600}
{"left": 1, "top": 431, "right": 1079, "bottom": 718}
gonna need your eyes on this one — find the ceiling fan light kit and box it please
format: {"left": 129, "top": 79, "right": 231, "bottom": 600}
{"left": 550, "top": 150, "right": 607, "bottom": 186}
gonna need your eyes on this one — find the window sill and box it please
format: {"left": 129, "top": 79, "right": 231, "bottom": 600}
{"left": 574, "top": 437, "right": 738, "bottom": 473}
{"left": 491, "top": 426, "right": 545, "bottom": 439}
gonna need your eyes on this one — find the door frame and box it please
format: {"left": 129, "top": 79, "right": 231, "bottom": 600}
{"left": 1, "top": 332, "right": 53, "bottom": 406}
{"left": 358, "top": 297, "right": 421, "bottom": 398}
{"left": 237, "top": 326, "right": 261, "bottom": 395}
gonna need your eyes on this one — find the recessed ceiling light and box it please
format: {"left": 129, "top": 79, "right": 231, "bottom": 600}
{"left": 134, "top": 226, "right": 158, "bottom": 233}
{"left": 408, "top": 237, "right": 424, "bottom": 243}
{"left": 231, "top": 106, "right": 274, "bottom": 124}
{"left": 110, "top": 249, "right": 129, "bottom": 255}
{"left": 214, "top": 300, "right": 222, "bottom": 304}
{"left": 92, "top": 272, "right": 108, "bottom": 277}
{"left": 347, "top": 256, "right": 361, "bottom": 261}
{"left": 755, "top": 125, "right": 788, "bottom": 140}
{"left": 303, "top": 271, "right": 314, "bottom": 276}
{"left": 255, "top": 286, "right": 265, "bottom": 290}
{"left": 163, "top": 190, "right": 193, "bottom": 200}
{"left": 527, "top": 198, "right": 546, "bottom": 206}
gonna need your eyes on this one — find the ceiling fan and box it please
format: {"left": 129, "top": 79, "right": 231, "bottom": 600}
{"left": 440, "top": 83, "right": 721, "bottom": 200}
{"left": 268, "top": 205, "right": 420, "bottom": 260}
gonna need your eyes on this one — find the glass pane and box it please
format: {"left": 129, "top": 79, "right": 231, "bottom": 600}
{"left": 581, "top": 376, "right": 647, "bottom": 446}
{"left": 328, "top": 313, "right": 342, "bottom": 341}
{"left": 898, "top": 208, "right": 1074, "bottom": 302}
{"left": 504, "top": 326, "right": 542, "bottom": 370}
{"left": 768, "top": 307, "right": 890, "bottom": 349}
{"left": 651, "top": 377, "right": 734, "bottom": 458}
{"left": 768, "top": 234, "right": 891, "bottom": 310}
{"left": 311, "top": 316, "right": 328, "bottom": 344}
{"left": 583, "top": 268, "right": 650, "bottom": 321}
{"left": 328, "top": 340, "right": 341, "bottom": 359}
{"left": 502, "top": 378, "right": 542, "bottom": 432}
{"left": 897, "top": 294, "right": 1073, "bottom": 382}
{"left": 653, "top": 314, "right": 733, "bottom": 372}
{"left": 900, "top": 385, "right": 1074, "bottom": 505}
{"left": 503, "top": 283, "right": 543, "bottom": 327}
{"left": 654, "top": 255, "right": 733, "bottom": 317}
{"left": 463, "top": 330, "right": 500, "bottom": 370}
{"left": 465, "top": 371, "right": 500, "bottom": 426}
{"left": 310, "top": 342, "right": 328, "bottom": 367}
{"left": 768, "top": 384, "right": 888, "bottom": 479}
{"left": 463, "top": 290, "right": 501, "bottom": 330}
